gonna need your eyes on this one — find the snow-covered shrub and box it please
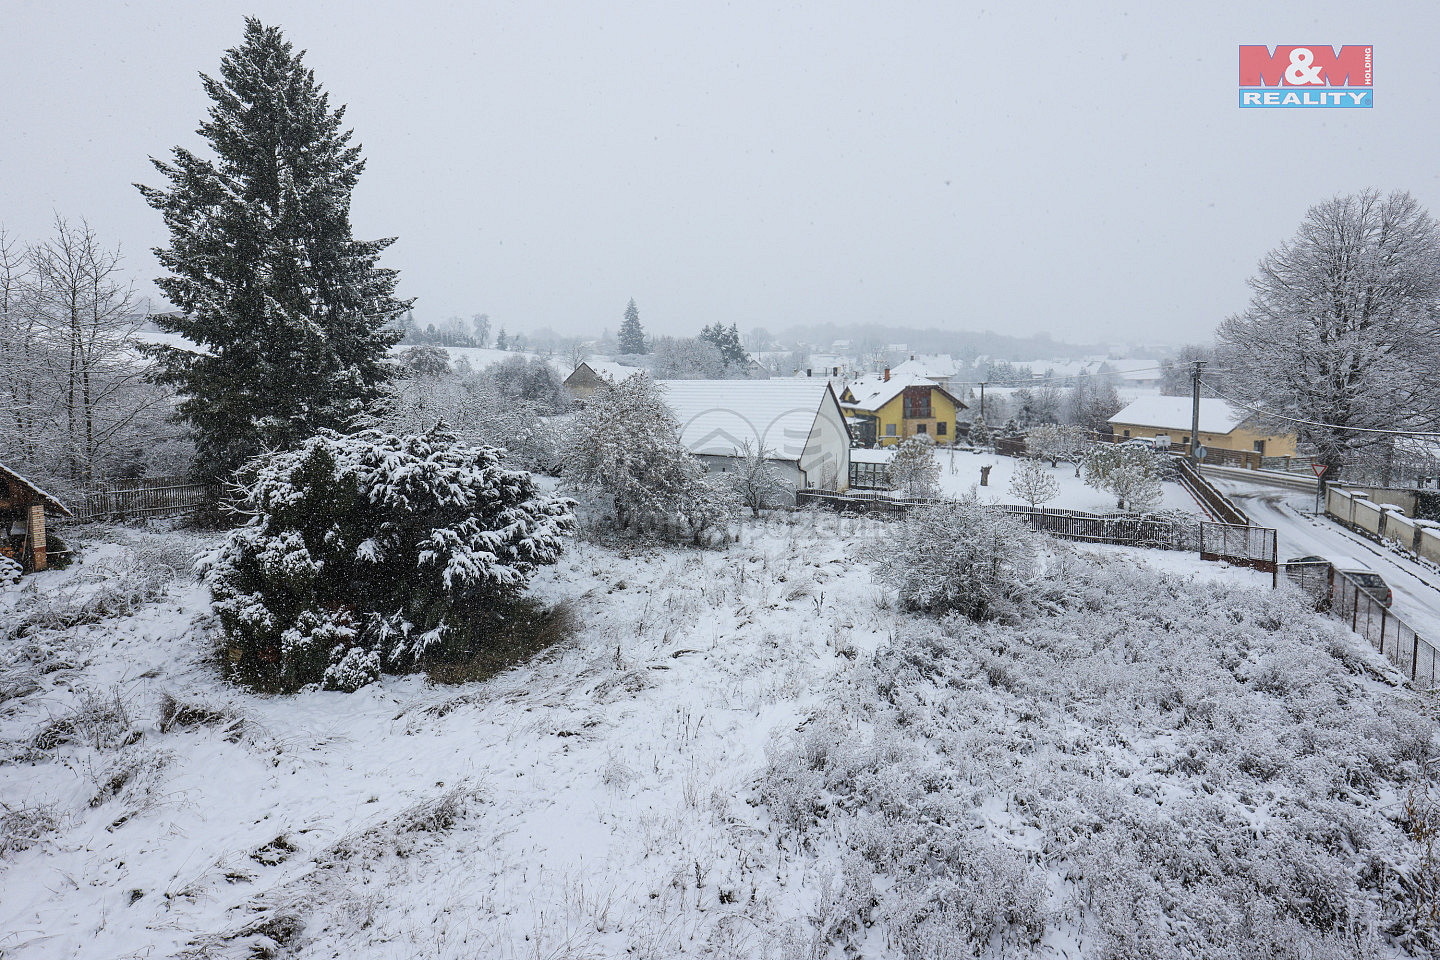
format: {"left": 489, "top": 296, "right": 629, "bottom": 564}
{"left": 886, "top": 437, "right": 941, "bottom": 499}
{"left": 871, "top": 498, "right": 1039, "bottom": 620}
{"left": 1083, "top": 443, "right": 1165, "bottom": 512}
{"left": 0, "top": 801, "right": 59, "bottom": 858}
{"left": 728, "top": 439, "right": 792, "bottom": 516}
{"left": 207, "top": 427, "right": 575, "bottom": 690}
{"left": 1008, "top": 456, "right": 1061, "bottom": 508}
{"left": 0, "top": 555, "right": 20, "bottom": 588}
{"left": 562, "top": 372, "right": 737, "bottom": 541}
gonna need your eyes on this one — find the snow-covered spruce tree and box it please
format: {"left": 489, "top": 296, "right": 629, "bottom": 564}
{"left": 887, "top": 436, "right": 941, "bottom": 499}
{"left": 561, "top": 372, "right": 734, "bottom": 540}
{"left": 617, "top": 298, "right": 648, "bottom": 355}
{"left": 872, "top": 497, "right": 1039, "bottom": 621}
{"left": 206, "top": 427, "right": 574, "bottom": 691}
{"left": 1082, "top": 444, "right": 1164, "bottom": 513}
{"left": 137, "top": 19, "right": 410, "bottom": 482}
{"left": 1008, "top": 457, "right": 1060, "bottom": 509}
{"left": 968, "top": 413, "right": 991, "bottom": 448}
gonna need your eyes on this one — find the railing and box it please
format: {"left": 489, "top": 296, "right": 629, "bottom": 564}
{"left": 1284, "top": 560, "right": 1438, "bottom": 691}
{"left": 1174, "top": 457, "right": 1251, "bottom": 525}
{"left": 64, "top": 477, "right": 218, "bottom": 523}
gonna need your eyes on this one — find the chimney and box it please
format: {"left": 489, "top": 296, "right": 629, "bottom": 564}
{"left": 806, "top": 368, "right": 812, "bottom": 377}
{"left": 832, "top": 366, "right": 838, "bottom": 377}
{"left": 883, "top": 368, "right": 890, "bottom": 382}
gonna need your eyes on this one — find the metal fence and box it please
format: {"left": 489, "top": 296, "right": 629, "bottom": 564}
{"left": 64, "top": 477, "right": 218, "bottom": 523}
{"left": 996, "top": 504, "right": 1199, "bottom": 551}
{"left": 1200, "top": 521, "right": 1277, "bottom": 577}
{"left": 1329, "top": 566, "right": 1437, "bottom": 691}
{"left": 1174, "top": 458, "right": 1251, "bottom": 525}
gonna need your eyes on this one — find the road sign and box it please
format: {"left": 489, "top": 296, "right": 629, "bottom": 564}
{"left": 1194, "top": 445, "right": 1207, "bottom": 460}
{"left": 1312, "top": 463, "right": 1329, "bottom": 477}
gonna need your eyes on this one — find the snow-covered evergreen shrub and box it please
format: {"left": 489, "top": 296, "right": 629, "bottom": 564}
{"left": 886, "top": 437, "right": 941, "bottom": 499}
{"left": 0, "top": 555, "right": 20, "bottom": 589}
{"left": 207, "top": 427, "right": 574, "bottom": 690}
{"left": 871, "top": 498, "right": 1039, "bottom": 620}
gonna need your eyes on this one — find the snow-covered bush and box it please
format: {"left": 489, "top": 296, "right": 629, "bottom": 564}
{"left": 728, "top": 440, "right": 792, "bottom": 516}
{"left": 1008, "top": 456, "right": 1061, "bottom": 508}
{"left": 886, "top": 437, "right": 941, "bottom": 499}
{"left": 1027, "top": 422, "right": 1089, "bottom": 467}
{"left": 1083, "top": 443, "right": 1165, "bottom": 512}
{"left": 871, "top": 498, "right": 1039, "bottom": 620}
{"left": 0, "top": 555, "right": 20, "bottom": 588}
{"left": 562, "top": 372, "right": 736, "bottom": 542}
{"left": 207, "top": 427, "right": 575, "bottom": 690}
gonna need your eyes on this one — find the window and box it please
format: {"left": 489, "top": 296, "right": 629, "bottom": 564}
{"left": 885, "top": 423, "right": 896, "bottom": 436}
{"left": 901, "top": 387, "right": 932, "bottom": 420}
{"left": 1253, "top": 440, "right": 1266, "bottom": 454}
{"left": 936, "top": 421, "right": 947, "bottom": 436}
{"left": 1182, "top": 436, "right": 1189, "bottom": 445}
{"left": 916, "top": 423, "right": 927, "bottom": 434}
{"left": 1123, "top": 429, "right": 1131, "bottom": 438}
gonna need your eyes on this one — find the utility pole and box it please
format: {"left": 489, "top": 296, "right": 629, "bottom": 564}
{"left": 1190, "top": 360, "right": 1206, "bottom": 466}
{"left": 979, "top": 381, "right": 987, "bottom": 418}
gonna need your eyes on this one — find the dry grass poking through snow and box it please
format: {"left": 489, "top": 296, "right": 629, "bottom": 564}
{"left": 761, "top": 549, "right": 1440, "bottom": 958}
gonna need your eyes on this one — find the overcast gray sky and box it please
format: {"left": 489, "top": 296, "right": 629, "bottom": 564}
{"left": 4, "top": 1, "right": 1436, "bottom": 347}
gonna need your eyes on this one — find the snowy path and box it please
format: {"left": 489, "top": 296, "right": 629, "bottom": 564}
{"left": 1212, "top": 474, "right": 1440, "bottom": 638}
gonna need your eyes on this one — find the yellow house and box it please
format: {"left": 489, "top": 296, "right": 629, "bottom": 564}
{"left": 839, "top": 372, "right": 967, "bottom": 446}
{"left": 1108, "top": 397, "right": 1298, "bottom": 457}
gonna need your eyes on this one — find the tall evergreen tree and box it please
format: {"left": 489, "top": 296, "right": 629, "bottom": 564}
{"left": 700, "top": 322, "right": 748, "bottom": 366}
{"left": 618, "top": 298, "right": 648, "bottom": 354}
{"left": 137, "top": 18, "right": 410, "bottom": 481}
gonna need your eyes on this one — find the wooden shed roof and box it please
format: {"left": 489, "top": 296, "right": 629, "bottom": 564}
{"left": 0, "top": 463, "right": 72, "bottom": 517}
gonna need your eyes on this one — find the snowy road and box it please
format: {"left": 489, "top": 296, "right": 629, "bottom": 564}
{"left": 1211, "top": 474, "right": 1440, "bottom": 638}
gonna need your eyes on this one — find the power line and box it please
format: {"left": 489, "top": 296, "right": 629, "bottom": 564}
{"left": 1205, "top": 384, "right": 1440, "bottom": 440}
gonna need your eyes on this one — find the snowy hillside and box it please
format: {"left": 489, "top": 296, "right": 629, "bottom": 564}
{"left": 0, "top": 521, "right": 1434, "bottom": 958}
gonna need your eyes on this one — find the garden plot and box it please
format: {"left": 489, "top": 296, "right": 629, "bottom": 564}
{"left": 0, "top": 519, "right": 1433, "bottom": 959}
{"left": 858, "top": 447, "right": 1207, "bottom": 515}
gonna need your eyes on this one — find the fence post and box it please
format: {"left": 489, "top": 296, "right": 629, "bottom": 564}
{"left": 1377, "top": 606, "right": 1385, "bottom": 656}
{"left": 1414, "top": 633, "right": 1421, "bottom": 682}
{"left": 1351, "top": 588, "right": 1359, "bottom": 633}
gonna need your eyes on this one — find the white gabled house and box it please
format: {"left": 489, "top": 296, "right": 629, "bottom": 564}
{"left": 657, "top": 379, "right": 852, "bottom": 494}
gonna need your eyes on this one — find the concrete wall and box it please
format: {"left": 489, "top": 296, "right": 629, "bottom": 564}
{"left": 1382, "top": 510, "right": 1418, "bottom": 552}
{"left": 1326, "top": 486, "right": 1356, "bottom": 525}
{"left": 1420, "top": 524, "right": 1440, "bottom": 565}
{"left": 1353, "top": 497, "right": 1383, "bottom": 536}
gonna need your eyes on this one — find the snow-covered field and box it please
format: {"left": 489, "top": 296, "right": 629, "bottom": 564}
{"left": 857, "top": 448, "right": 1207, "bottom": 516}
{"left": 1, "top": 519, "right": 1434, "bottom": 958}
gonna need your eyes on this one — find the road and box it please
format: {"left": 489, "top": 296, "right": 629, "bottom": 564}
{"left": 1211, "top": 474, "right": 1440, "bottom": 639}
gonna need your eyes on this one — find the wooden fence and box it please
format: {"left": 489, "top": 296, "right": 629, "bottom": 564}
{"left": 64, "top": 477, "right": 218, "bottom": 523}
{"left": 995, "top": 504, "right": 1199, "bottom": 551}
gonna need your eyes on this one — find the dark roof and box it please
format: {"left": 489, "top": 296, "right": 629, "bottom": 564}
{"left": 0, "top": 463, "right": 72, "bottom": 517}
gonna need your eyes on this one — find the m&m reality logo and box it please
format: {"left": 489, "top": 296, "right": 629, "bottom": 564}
{"left": 1238, "top": 45, "right": 1372, "bottom": 108}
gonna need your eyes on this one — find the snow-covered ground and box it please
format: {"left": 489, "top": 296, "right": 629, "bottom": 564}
{"left": 856, "top": 447, "right": 1207, "bottom": 515}
{"left": 0, "top": 519, "right": 1432, "bottom": 958}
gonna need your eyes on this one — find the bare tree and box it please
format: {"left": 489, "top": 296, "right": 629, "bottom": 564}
{"left": 30, "top": 217, "right": 158, "bottom": 482}
{"left": 0, "top": 226, "right": 44, "bottom": 466}
{"left": 1218, "top": 190, "right": 1440, "bottom": 480}
{"left": 1027, "top": 423, "right": 1088, "bottom": 468}
{"left": 729, "top": 440, "right": 792, "bottom": 516}
{"left": 1008, "top": 457, "right": 1060, "bottom": 509}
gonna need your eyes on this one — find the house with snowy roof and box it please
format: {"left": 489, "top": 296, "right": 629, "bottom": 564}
{"left": 563, "top": 360, "right": 642, "bottom": 402}
{"left": 658, "top": 379, "right": 851, "bottom": 493}
{"left": 1, "top": 462, "right": 71, "bottom": 572}
{"left": 838, "top": 370, "right": 967, "bottom": 447}
{"left": 1108, "top": 396, "right": 1297, "bottom": 457}
{"left": 889, "top": 354, "right": 960, "bottom": 391}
